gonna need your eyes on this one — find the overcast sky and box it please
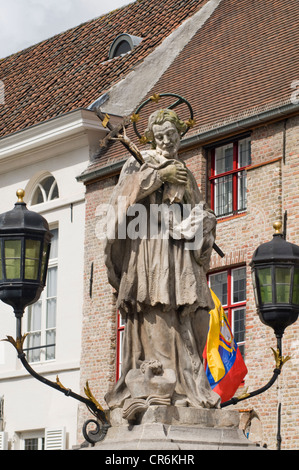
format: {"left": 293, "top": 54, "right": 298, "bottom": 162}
{"left": 0, "top": 0, "right": 131, "bottom": 59}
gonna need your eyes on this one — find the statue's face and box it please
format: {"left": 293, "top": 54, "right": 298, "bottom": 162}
{"left": 152, "top": 121, "right": 180, "bottom": 159}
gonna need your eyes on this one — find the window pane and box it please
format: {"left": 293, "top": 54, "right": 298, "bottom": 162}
{"left": 114, "top": 40, "right": 131, "bottom": 57}
{"left": 46, "top": 329, "right": 56, "bottom": 361}
{"left": 209, "top": 271, "right": 228, "bottom": 305}
{"left": 27, "top": 300, "right": 42, "bottom": 363}
{"left": 292, "top": 268, "right": 299, "bottom": 305}
{"left": 118, "top": 328, "right": 124, "bottom": 379}
{"left": 233, "top": 307, "right": 246, "bottom": 344}
{"left": 233, "top": 267, "right": 246, "bottom": 303}
{"left": 42, "top": 176, "right": 55, "bottom": 199}
{"left": 25, "top": 239, "right": 41, "bottom": 280}
{"left": 4, "top": 240, "right": 21, "bottom": 279}
{"left": 47, "top": 266, "right": 57, "bottom": 298}
{"left": 50, "top": 229, "right": 58, "bottom": 260}
{"left": 50, "top": 182, "right": 59, "bottom": 200}
{"left": 31, "top": 186, "right": 44, "bottom": 205}
{"left": 215, "top": 144, "right": 234, "bottom": 175}
{"left": 238, "top": 137, "right": 251, "bottom": 168}
{"left": 47, "top": 299, "right": 56, "bottom": 328}
{"left": 257, "top": 267, "right": 272, "bottom": 304}
{"left": 0, "top": 245, "right": 2, "bottom": 281}
{"left": 28, "top": 300, "right": 42, "bottom": 331}
{"left": 275, "top": 267, "right": 291, "bottom": 303}
{"left": 214, "top": 175, "right": 233, "bottom": 217}
{"left": 238, "top": 171, "right": 247, "bottom": 211}
{"left": 27, "top": 332, "right": 41, "bottom": 363}
{"left": 24, "top": 438, "right": 39, "bottom": 451}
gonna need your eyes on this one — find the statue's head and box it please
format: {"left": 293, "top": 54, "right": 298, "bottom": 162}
{"left": 145, "top": 109, "right": 187, "bottom": 159}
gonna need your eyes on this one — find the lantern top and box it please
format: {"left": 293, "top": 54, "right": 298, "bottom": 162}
{"left": 0, "top": 189, "right": 51, "bottom": 239}
{"left": 250, "top": 221, "right": 299, "bottom": 266}
{"left": 273, "top": 221, "right": 282, "bottom": 234}
{"left": 16, "top": 188, "right": 25, "bottom": 203}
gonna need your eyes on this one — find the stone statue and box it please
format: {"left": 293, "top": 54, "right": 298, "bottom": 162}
{"left": 104, "top": 109, "right": 220, "bottom": 416}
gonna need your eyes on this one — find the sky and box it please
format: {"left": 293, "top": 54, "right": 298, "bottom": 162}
{"left": 0, "top": 0, "right": 131, "bottom": 59}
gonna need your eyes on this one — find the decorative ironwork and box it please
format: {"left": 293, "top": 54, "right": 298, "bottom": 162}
{"left": 221, "top": 339, "right": 291, "bottom": 408}
{"left": 131, "top": 92, "right": 195, "bottom": 144}
{"left": 2, "top": 331, "right": 110, "bottom": 445}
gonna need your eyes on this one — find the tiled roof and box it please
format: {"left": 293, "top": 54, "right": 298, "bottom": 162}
{"left": 145, "top": 0, "right": 299, "bottom": 135}
{"left": 84, "top": 0, "right": 299, "bottom": 177}
{"left": 0, "top": 0, "right": 206, "bottom": 139}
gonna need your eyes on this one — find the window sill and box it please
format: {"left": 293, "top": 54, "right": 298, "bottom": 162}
{"left": 216, "top": 211, "right": 247, "bottom": 223}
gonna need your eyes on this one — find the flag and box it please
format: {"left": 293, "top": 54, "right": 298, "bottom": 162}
{"left": 204, "top": 289, "right": 248, "bottom": 403}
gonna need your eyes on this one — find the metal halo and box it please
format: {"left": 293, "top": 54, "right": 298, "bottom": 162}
{"left": 131, "top": 93, "right": 196, "bottom": 144}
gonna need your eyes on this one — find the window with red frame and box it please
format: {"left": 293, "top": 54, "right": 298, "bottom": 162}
{"left": 210, "top": 137, "right": 251, "bottom": 218}
{"left": 208, "top": 266, "right": 246, "bottom": 357}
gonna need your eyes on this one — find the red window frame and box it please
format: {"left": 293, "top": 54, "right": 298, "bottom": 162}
{"left": 116, "top": 312, "right": 125, "bottom": 381}
{"left": 209, "top": 139, "right": 250, "bottom": 218}
{"left": 208, "top": 266, "right": 246, "bottom": 355}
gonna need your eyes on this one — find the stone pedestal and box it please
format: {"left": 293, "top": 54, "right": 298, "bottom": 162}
{"left": 90, "top": 406, "right": 264, "bottom": 450}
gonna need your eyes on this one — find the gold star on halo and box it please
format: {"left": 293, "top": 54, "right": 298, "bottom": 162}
{"left": 130, "top": 113, "right": 140, "bottom": 123}
{"left": 185, "top": 118, "right": 196, "bottom": 128}
{"left": 150, "top": 93, "right": 161, "bottom": 103}
{"left": 139, "top": 135, "right": 149, "bottom": 145}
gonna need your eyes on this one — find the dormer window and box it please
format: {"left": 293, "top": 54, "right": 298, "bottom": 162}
{"left": 108, "top": 33, "right": 142, "bottom": 59}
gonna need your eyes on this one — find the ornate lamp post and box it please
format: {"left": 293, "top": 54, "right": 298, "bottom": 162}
{"left": 221, "top": 221, "right": 299, "bottom": 449}
{"left": 0, "top": 190, "right": 110, "bottom": 445}
{"left": 251, "top": 221, "right": 299, "bottom": 345}
{"left": 0, "top": 189, "right": 52, "bottom": 338}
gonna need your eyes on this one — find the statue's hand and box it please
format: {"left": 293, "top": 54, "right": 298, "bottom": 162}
{"left": 158, "top": 162, "right": 188, "bottom": 185}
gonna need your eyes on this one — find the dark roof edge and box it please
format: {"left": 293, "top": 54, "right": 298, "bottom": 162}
{"left": 76, "top": 158, "right": 127, "bottom": 183}
{"left": 77, "top": 101, "right": 299, "bottom": 184}
{"left": 181, "top": 102, "right": 299, "bottom": 149}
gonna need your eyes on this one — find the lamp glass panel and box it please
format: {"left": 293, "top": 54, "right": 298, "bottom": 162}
{"left": 257, "top": 267, "right": 273, "bottom": 304}
{"left": 25, "top": 239, "right": 41, "bottom": 280}
{"left": 292, "top": 267, "right": 299, "bottom": 305}
{"left": 40, "top": 243, "right": 48, "bottom": 282}
{"left": 275, "top": 267, "right": 291, "bottom": 303}
{"left": 4, "top": 240, "right": 21, "bottom": 279}
{"left": 0, "top": 242, "right": 2, "bottom": 280}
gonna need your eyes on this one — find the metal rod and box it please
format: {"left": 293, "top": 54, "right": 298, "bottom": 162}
{"left": 277, "top": 402, "right": 282, "bottom": 450}
{"left": 12, "top": 311, "right": 109, "bottom": 427}
{"left": 221, "top": 335, "right": 283, "bottom": 408}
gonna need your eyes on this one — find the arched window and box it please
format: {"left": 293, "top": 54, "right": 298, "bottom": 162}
{"left": 31, "top": 176, "right": 59, "bottom": 206}
{"left": 108, "top": 33, "right": 142, "bottom": 59}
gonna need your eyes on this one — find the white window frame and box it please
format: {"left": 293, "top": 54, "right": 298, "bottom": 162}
{"left": 25, "top": 228, "right": 58, "bottom": 364}
{"left": 19, "top": 430, "right": 45, "bottom": 450}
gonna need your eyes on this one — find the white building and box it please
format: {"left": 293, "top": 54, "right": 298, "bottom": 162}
{"left": 0, "top": 110, "right": 104, "bottom": 449}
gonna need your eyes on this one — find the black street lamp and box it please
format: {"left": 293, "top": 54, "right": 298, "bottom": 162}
{"left": 221, "top": 221, "right": 299, "bottom": 449}
{"left": 0, "top": 190, "right": 110, "bottom": 446}
{"left": 0, "top": 189, "right": 52, "bottom": 338}
{"left": 251, "top": 221, "right": 299, "bottom": 342}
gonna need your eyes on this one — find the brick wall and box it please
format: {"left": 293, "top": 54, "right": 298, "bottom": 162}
{"left": 77, "top": 176, "right": 118, "bottom": 439}
{"left": 78, "top": 115, "right": 299, "bottom": 449}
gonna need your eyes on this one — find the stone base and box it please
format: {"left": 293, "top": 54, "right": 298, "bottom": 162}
{"left": 90, "top": 406, "right": 264, "bottom": 450}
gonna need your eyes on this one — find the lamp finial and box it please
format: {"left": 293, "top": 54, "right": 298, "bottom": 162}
{"left": 273, "top": 221, "right": 282, "bottom": 234}
{"left": 16, "top": 189, "right": 25, "bottom": 203}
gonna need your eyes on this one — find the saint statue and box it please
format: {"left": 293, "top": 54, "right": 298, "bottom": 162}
{"left": 104, "top": 109, "right": 220, "bottom": 414}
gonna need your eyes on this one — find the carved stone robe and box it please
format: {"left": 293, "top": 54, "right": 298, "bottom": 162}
{"left": 104, "top": 152, "right": 220, "bottom": 410}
